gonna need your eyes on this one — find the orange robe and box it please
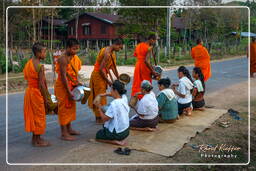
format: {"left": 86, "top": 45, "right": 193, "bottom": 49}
{"left": 250, "top": 42, "right": 256, "bottom": 74}
{"left": 191, "top": 44, "right": 211, "bottom": 81}
{"left": 54, "top": 55, "right": 81, "bottom": 126}
{"left": 23, "top": 59, "right": 46, "bottom": 135}
{"left": 131, "top": 42, "right": 152, "bottom": 97}
{"left": 88, "top": 48, "right": 116, "bottom": 117}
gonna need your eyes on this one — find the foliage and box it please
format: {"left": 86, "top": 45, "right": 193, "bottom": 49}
{"left": 87, "top": 49, "right": 98, "bottom": 65}
{"left": 117, "top": 0, "right": 173, "bottom": 38}
{"left": 0, "top": 48, "right": 11, "bottom": 74}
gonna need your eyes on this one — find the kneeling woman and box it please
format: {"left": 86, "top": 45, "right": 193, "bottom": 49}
{"left": 130, "top": 80, "right": 159, "bottom": 131}
{"left": 192, "top": 67, "right": 205, "bottom": 110}
{"left": 95, "top": 80, "right": 130, "bottom": 146}
{"left": 157, "top": 78, "right": 178, "bottom": 123}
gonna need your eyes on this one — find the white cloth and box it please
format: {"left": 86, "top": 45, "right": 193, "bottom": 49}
{"left": 136, "top": 91, "right": 159, "bottom": 120}
{"left": 157, "top": 88, "right": 175, "bottom": 101}
{"left": 176, "top": 77, "right": 193, "bottom": 104}
{"left": 193, "top": 80, "right": 204, "bottom": 92}
{"left": 104, "top": 95, "right": 130, "bottom": 133}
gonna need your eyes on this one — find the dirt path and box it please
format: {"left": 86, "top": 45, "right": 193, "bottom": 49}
{"left": 3, "top": 79, "right": 252, "bottom": 171}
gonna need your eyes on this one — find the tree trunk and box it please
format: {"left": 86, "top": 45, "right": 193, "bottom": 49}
{"left": 75, "top": 10, "right": 79, "bottom": 39}
{"left": 32, "top": 8, "right": 36, "bottom": 43}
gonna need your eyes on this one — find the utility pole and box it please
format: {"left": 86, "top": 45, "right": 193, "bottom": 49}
{"left": 166, "top": 7, "right": 170, "bottom": 59}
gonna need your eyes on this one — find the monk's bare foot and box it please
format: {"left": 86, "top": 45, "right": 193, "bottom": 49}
{"left": 69, "top": 129, "right": 80, "bottom": 135}
{"left": 33, "top": 139, "right": 50, "bottom": 147}
{"left": 61, "top": 134, "right": 76, "bottom": 141}
{"left": 96, "top": 118, "right": 104, "bottom": 124}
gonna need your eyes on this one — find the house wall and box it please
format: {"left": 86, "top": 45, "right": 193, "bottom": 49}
{"left": 67, "top": 14, "right": 118, "bottom": 40}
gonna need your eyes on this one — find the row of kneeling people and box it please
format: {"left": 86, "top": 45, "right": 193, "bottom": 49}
{"left": 23, "top": 38, "right": 205, "bottom": 147}
{"left": 95, "top": 66, "right": 206, "bottom": 145}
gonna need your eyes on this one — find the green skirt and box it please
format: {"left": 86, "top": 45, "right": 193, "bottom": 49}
{"left": 96, "top": 127, "right": 129, "bottom": 141}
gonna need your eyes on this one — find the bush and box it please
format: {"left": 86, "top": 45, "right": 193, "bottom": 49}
{"left": 116, "top": 57, "right": 136, "bottom": 66}
{"left": 87, "top": 50, "right": 98, "bottom": 65}
{"left": 0, "top": 48, "right": 12, "bottom": 74}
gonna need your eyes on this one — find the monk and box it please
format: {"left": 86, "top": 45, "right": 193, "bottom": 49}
{"left": 54, "top": 38, "right": 81, "bottom": 141}
{"left": 249, "top": 37, "right": 256, "bottom": 77}
{"left": 23, "top": 42, "right": 50, "bottom": 147}
{"left": 131, "top": 34, "right": 159, "bottom": 99}
{"left": 88, "top": 38, "right": 123, "bottom": 124}
{"left": 191, "top": 39, "right": 211, "bottom": 81}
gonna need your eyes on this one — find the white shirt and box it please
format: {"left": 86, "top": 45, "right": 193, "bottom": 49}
{"left": 177, "top": 77, "right": 193, "bottom": 104}
{"left": 104, "top": 95, "right": 130, "bottom": 133}
{"left": 137, "top": 91, "right": 159, "bottom": 120}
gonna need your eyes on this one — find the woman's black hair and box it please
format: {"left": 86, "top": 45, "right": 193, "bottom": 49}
{"left": 177, "top": 66, "right": 193, "bottom": 82}
{"left": 112, "top": 80, "right": 127, "bottom": 95}
{"left": 158, "top": 77, "right": 171, "bottom": 88}
{"left": 193, "top": 67, "right": 205, "bottom": 90}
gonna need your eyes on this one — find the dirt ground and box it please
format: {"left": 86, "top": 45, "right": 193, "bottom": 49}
{"left": 3, "top": 79, "right": 254, "bottom": 171}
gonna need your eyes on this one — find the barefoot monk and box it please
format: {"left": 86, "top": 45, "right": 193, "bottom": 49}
{"left": 88, "top": 38, "right": 123, "bottom": 124}
{"left": 54, "top": 38, "right": 81, "bottom": 141}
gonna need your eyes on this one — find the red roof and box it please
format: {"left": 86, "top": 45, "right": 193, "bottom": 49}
{"left": 66, "top": 12, "right": 120, "bottom": 25}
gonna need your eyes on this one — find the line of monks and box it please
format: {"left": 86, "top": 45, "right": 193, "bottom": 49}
{"left": 23, "top": 35, "right": 215, "bottom": 147}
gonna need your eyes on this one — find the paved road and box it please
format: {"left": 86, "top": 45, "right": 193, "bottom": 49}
{"left": 0, "top": 57, "right": 248, "bottom": 164}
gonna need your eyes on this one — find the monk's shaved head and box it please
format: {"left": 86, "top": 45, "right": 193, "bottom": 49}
{"left": 252, "top": 37, "right": 256, "bottom": 42}
{"left": 196, "top": 39, "right": 202, "bottom": 44}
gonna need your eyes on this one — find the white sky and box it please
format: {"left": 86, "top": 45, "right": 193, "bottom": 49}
{"left": 174, "top": 0, "right": 247, "bottom": 5}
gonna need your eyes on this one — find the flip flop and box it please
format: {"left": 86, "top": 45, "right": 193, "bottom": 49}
{"left": 114, "top": 147, "right": 125, "bottom": 155}
{"left": 124, "top": 147, "right": 131, "bottom": 155}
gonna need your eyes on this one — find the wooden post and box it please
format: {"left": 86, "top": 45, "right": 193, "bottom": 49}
{"left": 50, "top": 9, "right": 55, "bottom": 82}
{"left": 96, "top": 39, "right": 99, "bottom": 51}
{"left": 87, "top": 39, "right": 89, "bottom": 49}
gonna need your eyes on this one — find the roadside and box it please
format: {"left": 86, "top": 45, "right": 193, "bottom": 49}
{"left": 2, "top": 79, "right": 254, "bottom": 171}
{"left": 0, "top": 55, "right": 246, "bottom": 95}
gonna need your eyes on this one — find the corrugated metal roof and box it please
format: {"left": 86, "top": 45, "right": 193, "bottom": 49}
{"left": 66, "top": 12, "right": 120, "bottom": 25}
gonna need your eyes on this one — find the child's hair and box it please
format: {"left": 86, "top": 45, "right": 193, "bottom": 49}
{"left": 193, "top": 67, "right": 205, "bottom": 90}
{"left": 177, "top": 66, "right": 193, "bottom": 82}
{"left": 66, "top": 38, "right": 79, "bottom": 48}
{"left": 112, "top": 80, "right": 127, "bottom": 95}
{"left": 158, "top": 77, "right": 171, "bottom": 88}
{"left": 32, "top": 42, "right": 45, "bottom": 56}
{"left": 196, "top": 38, "right": 202, "bottom": 44}
{"left": 148, "top": 34, "right": 156, "bottom": 40}
{"left": 141, "top": 80, "right": 153, "bottom": 92}
{"left": 113, "top": 38, "right": 124, "bottom": 45}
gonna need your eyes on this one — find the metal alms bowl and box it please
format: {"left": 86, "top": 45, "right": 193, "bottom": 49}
{"left": 119, "top": 73, "right": 131, "bottom": 85}
{"left": 72, "top": 86, "right": 90, "bottom": 101}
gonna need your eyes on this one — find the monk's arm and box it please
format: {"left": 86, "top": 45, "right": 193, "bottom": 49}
{"left": 111, "top": 65, "right": 119, "bottom": 80}
{"left": 59, "top": 57, "right": 73, "bottom": 99}
{"left": 38, "top": 65, "right": 48, "bottom": 101}
{"left": 145, "top": 49, "right": 157, "bottom": 75}
{"left": 191, "top": 49, "right": 195, "bottom": 59}
{"left": 100, "top": 51, "right": 112, "bottom": 86}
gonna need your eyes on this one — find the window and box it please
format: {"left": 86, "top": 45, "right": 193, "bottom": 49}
{"left": 101, "top": 25, "right": 107, "bottom": 34}
{"left": 83, "top": 25, "right": 91, "bottom": 35}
